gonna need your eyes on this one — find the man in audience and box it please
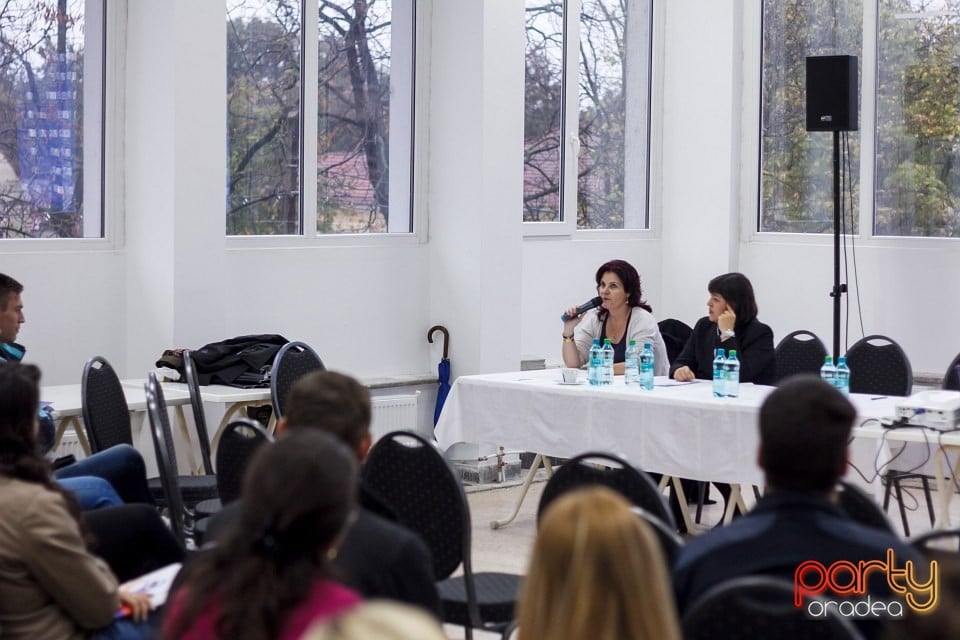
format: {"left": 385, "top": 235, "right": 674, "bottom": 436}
{"left": 673, "top": 375, "right": 928, "bottom": 637}
{"left": 0, "top": 272, "right": 154, "bottom": 508}
{"left": 208, "top": 370, "right": 440, "bottom": 616}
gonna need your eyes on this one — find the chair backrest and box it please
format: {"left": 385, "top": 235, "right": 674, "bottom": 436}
{"left": 362, "top": 430, "right": 471, "bottom": 582}
{"left": 536, "top": 451, "right": 676, "bottom": 531}
{"left": 145, "top": 372, "right": 189, "bottom": 547}
{"left": 774, "top": 330, "right": 828, "bottom": 384}
{"left": 943, "top": 352, "right": 960, "bottom": 391}
{"left": 658, "top": 318, "right": 693, "bottom": 363}
{"left": 844, "top": 335, "right": 913, "bottom": 396}
{"left": 681, "top": 576, "right": 865, "bottom": 640}
{"left": 911, "top": 527, "right": 960, "bottom": 555}
{"left": 270, "top": 341, "right": 325, "bottom": 419}
{"left": 81, "top": 355, "right": 133, "bottom": 453}
{"left": 836, "top": 481, "right": 895, "bottom": 534}
{"left": 632, "top": 506, "right": 684, "bottom": 566}
{"left": 183, "top": 350, "right": 214, "bottom": 475}
{"left": 215, "top": 418, "right": 273, "bottom": 505}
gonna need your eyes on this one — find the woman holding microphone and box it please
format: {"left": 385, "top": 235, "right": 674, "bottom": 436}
{"left": 562, "top": 259, "right": 669, "bottom": 376}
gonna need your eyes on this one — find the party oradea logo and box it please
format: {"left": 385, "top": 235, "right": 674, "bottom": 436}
{"left": 794, "top": 549, "right": 938, "bottom": 619}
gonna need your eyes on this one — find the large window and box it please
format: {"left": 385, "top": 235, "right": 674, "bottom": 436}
{"left": 226, "top": 0, "right": 414, "bottom": 236}
{"left": 523, "top": 0, "right": 653, "bottom": 230}
{"left": 760, "top": 0, "right": 960, "bottom": 238}
{"left": 0, "top": 0, "right": 104, "bottom": 239}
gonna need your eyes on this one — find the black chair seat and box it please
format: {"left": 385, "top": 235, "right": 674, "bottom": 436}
{"left": 193, "top": 497, "right": 222, "bottom": 518}
{"left": 148, "top": 475, "right": 218, "bottom": 506}
{"left": 438, "top": 573, "right": 522, "bottom": 628}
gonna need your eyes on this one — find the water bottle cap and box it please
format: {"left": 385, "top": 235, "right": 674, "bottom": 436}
{"left": 644, "top": 342, "right": 652, "bottom": 349}
{"left": 592, "top": 338, "right": 600, "bottom": 345}
{"left": 824, "top": 355, "right": 833, "bottom": 364}
{"left": 837, "top": 356, "right": 846, "bottom": 364}
{"left": 603, "top": 338, "right": 612, "bottom": 344}
{"left": 729, "top": 350, "right": 737, "bottom": 356}
{"left": 628, "top": 339, "right": 636, "bottom": 346}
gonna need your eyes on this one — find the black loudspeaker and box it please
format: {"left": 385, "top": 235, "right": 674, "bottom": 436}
{"left": 805, "top": 55, "right": 858, "bottom": 132}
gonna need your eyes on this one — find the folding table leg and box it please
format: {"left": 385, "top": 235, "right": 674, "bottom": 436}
{"left": 489, "top": 454, "right": 554, "bottom": 529}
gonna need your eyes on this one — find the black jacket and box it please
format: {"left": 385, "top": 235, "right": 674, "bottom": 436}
{"left": 157, "top": 334, "right": 288, "bottom": 387}
{"left": 669, "top": 317, "right": 775, "bottom": 385}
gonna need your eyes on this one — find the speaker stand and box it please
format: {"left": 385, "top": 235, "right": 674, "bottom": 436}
{"left": 829, "top": 130, "right": 846, "bottom": 361}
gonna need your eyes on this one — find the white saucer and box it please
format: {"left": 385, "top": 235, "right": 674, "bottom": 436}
{"left": 557, "top": 380, "right": 585, "bottom": 386}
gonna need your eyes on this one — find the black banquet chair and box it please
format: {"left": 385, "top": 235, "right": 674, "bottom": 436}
{"left": 270, "top": 340, "right": 325, "bottom": 419}
{"left": 844, "top": 334, "right": 913, "bottom": 397}
{"left": 215, "top": 418, "right": 273, "bottom": 505}
{"left": 774, "top": 329, "right": 828, "bottom": 384}
{"left": 658, "top": 318, "right": 693, "bottom": 364}
{"left": 681, "top": 576, "right": 865, "bottom": 640}
{"left": 943, "top": 351, "right": 960, "bottom": 391}
{"left": 81, "top": 355, "right": 134, "bottom": 453}
{"left": 536, "top": 451, "right": 676, "bottom": 532}
{"left": 362, "top": 430, "right": 522, "bottom": 639}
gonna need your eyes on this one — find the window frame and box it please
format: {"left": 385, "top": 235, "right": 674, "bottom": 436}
{"left": 225, "top": 0, "right": 427, "bottom": 247}
{"left": 0, "top": 0, "right": 123, "bottom": 251}
{"left": 744, "top": 0, "right": 960, "bottom": 248}
{"left": 521, "top": 0, "right": 660, "bottom": 240}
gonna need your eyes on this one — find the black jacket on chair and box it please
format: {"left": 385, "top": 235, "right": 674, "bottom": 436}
{"left": 158, "top": 334, "right": 289, "bottom": 387}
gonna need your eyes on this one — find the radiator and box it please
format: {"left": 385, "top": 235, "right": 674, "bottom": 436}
{"left": 370, "top": 392, "right": 420, "bottom": 442}
{"left": 54, "top": 429, "right": 88, "bottom": 460}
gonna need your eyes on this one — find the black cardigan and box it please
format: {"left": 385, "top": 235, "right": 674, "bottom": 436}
{"left": 668, "top": 316, "right": 775, "bottom": 385}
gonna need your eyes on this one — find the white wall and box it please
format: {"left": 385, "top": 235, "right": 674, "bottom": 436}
{"left": 0, "top": 0, "right": 957, "bottom": 391}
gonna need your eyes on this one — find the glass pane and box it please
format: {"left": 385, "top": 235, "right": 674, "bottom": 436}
{"left": 226, "top": 0, "right": 302, "bottom": 236}
{"left": 577, "top": 0, "right": 649, "bottom": 230}
{"left": 316, "top": 0, "right": 410, "bottom": 234}
{"left": 523, "top": 0, "right": 564, "bottom": 222}
{"left": 760, "top": 0, "right": 862, "bottom": 233}
{"left": 876, "top": 1, "right": 960, "bottom": 237}
{"left": 0, "top": 0, "right": 100, "bottom": 238}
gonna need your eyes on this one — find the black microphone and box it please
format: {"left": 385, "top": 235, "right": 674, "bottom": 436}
{"left": 560, "top": 296, "right": 602, "bottom": 322}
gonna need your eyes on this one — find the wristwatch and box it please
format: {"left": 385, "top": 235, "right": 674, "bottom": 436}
{"left": 720, "top": 329, "right": 735, "bottom": 339}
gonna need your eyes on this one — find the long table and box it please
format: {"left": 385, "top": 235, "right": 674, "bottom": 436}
{"left": 434, "top": 369, "right": 948, "bottom": 530}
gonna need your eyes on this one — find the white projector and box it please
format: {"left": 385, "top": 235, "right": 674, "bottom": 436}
{"left": 895, "top": 390, "right": 960, "bottom": 431}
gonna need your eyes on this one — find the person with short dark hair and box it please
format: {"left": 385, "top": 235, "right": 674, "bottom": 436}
{"left": 207, "top": 370, "right": 440, "bottom": 616}
{"left": 673, "top": 376, "right": 924, "bottom": 639}
{"left": 670, "top": 272, "right": 775, "bottom": 385}
{"left": 163, "top": 430, "right": 362, "bottom": 640}
{"left": 562, "top": 259, "right": 670, "bottom": 376}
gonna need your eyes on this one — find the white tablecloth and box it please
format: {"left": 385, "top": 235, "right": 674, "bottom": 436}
{"left": 435, "top": 369, "right": 907, "bottom": 489}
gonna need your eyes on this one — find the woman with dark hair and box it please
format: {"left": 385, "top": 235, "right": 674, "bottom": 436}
{"left": 163, "top": 430, "right": 362, "bottom": 640}
{"left": 670, "top": 272, "right": 775, "bottom": 385}
{"left": 562, "top": 259, "right": 669, "bottom": 376}
{"left": 0, "top": 362, "right": 160, "bottom": 640}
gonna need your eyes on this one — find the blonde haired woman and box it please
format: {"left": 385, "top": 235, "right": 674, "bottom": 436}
{"left": 516, "top": 487, "right": 681, "bottom": 640}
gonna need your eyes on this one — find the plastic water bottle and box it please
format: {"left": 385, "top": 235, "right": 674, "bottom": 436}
{"left": 601, "top": 338, "right": 614, "bottom": 386}
{"left": 712, "top": 348, "right": 726, "bottom": 397}
{"left": 725, "top": 350, "right": 740, "bottom": 398}
{"left": 820, "top": 356, "right": 836, "bottom": 387}
{"left": 588, "top": 338, "right": 602, "bottom": 386}
{"left": 624, "top": 340, "right": 640, "bottom": 386}
{"left": 835, "top": 356, "right": 850, "bottom": 396}
{"left": 639, "top": 343, "right": 655, "bottom": 391}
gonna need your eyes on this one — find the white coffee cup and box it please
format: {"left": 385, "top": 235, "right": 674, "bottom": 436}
{"left": 562, "top": 368, "right": 580, "bottom": 384}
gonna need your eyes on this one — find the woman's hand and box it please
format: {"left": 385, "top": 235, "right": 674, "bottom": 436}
{"left": 673, "top": 365, "right": 695, "bottom": 382}
{"left": 118, "top": 588, "right": 152, "bottom": 622}
{"left": 717, "top": 307, "right": 736, "bottom": 334}
{"left": 563, "top": 306, "right": 584, "bottom": 335}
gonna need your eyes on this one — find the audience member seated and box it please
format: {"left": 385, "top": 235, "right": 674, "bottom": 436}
{"left": 516, "top": 486, "right": 681, "bottom": 640}
{"left": 163, "top": 430, "right": 362, "bottom": 639}
{"left": 205, "top": 370, "right": 439, "bottom": 615}
{"left": 0, "top": 362, "right": 159, "bottom": 639}
{"left": 673, "top": 375, "right": 927, "bottom": 639}
{"left": 0, "top": 271, "right": 154, "bottom": 511}
{"left": 55, "top": 444, "right": 156, "bottom": 507}
{"left": 303, "top": 601, "right": 447, "bottom": 640}
{"left": 881, "top": 553, "right": 960, "bottom": 640}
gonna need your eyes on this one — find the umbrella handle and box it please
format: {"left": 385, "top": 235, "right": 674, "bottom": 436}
{"left": 428, "top": 325, "right": 450, "bottom": 360}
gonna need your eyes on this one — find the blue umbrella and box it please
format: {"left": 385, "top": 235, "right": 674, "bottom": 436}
{"left": 428, "top": 325, "right": 451, "bottom": 426}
